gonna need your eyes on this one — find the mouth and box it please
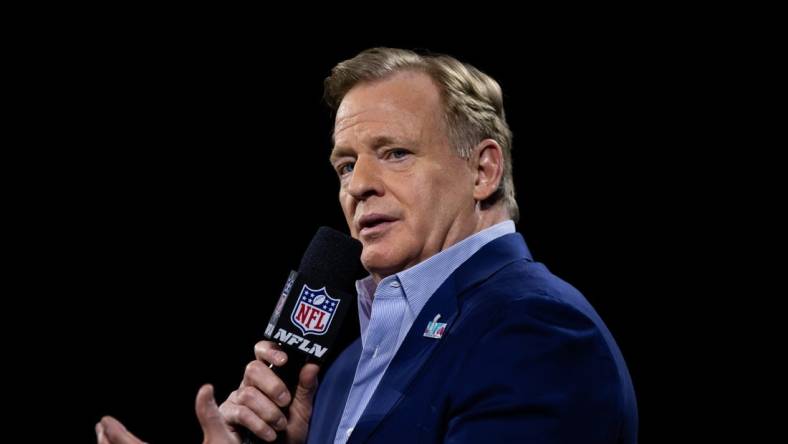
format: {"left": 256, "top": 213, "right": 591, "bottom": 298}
{"left": 357, "top": 213, "right": 398, "bottom": 238}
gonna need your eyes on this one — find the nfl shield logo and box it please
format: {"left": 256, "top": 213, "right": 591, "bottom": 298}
{"left": 290, "top": 285, "right": 340, "bottom": 336}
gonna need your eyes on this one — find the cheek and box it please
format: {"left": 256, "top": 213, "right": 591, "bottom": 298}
{"left": 339, "top": 193, "right": 357, "bottom": 232}
{"left": 410, "top": 180, "right": 463, "bottom": 226}
{"left": 398, "top": 195, "right": 440, "bottom": 239}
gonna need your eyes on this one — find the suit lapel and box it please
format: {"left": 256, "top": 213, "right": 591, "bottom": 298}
{"left": 347, "top": 233, "right": 532, "bottom": 443}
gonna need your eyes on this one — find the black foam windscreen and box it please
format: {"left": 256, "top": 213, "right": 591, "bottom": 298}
{"left": 298, "top": 226, "right": 364, "bottom": 292}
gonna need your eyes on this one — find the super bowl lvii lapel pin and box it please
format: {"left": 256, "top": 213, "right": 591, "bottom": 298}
{"left": 424, "top": 314, "right": 447, "bottom": 339}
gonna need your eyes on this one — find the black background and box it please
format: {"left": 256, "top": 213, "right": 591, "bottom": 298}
{"left": 21, "top": 20, "right": 711, "bottom": 443}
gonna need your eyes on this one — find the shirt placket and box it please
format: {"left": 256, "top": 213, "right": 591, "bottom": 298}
{"left": 334, "top": 281, "right": 406, "bottom": 443}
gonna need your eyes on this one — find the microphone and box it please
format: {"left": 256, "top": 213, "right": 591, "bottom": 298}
{"left": 242, "top": 226, "right": 364, "bottom": 444}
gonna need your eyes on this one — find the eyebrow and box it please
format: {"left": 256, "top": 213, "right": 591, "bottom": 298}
{"left": 329, "top": 146, "right": 355, "bottom": 164}
{"left": 329, "top": 136, "right": 410, "bottom": 163}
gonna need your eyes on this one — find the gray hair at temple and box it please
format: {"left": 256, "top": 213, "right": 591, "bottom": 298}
{"left": 324, "top": 47, "right": 519, "bottom": 223}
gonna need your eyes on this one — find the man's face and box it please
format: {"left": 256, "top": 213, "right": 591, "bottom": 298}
{"left": 330, "top": 71, "right": 478, "bottom": 281}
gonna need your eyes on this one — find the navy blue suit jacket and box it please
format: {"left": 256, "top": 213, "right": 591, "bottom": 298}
{"left": 307, "top": 233, "right": 638, "bottom": 443}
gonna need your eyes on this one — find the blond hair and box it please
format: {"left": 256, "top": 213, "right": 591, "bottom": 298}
{"left": 324, "top": 47, "right": 519, "bottom": 222}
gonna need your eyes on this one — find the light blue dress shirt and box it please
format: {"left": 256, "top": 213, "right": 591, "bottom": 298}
{"left": 333, "top": 220, "right": 515, "bottom": 443}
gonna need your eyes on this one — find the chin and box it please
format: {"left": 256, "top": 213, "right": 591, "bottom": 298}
{"left": 361, "top": 244, "right": 407, "bottom": 279}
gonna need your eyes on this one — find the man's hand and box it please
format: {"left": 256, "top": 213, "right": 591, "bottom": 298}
{"left": 95, "top": 416, "right": 148, "bottom": 444}
{"left": 95, "top": 384, "right": 238, "bottom": 444}
{"left": 94, "top": 342, "right": 320, "bottom": 444}
{"left": 219, "top": 341, "right": 320, "bottom": 444}
{"left": 195, "top": 384, "right": 240, "bottom": 444}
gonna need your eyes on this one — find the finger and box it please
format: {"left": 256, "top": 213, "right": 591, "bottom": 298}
{"left": 289, "top": 363, "right": 320, "bottom": 422}
{"left": 219, "top": 402, "right": 278, "bottom": 442}
{"left": 294, "top": 363, "right": 320, "bottom": 403}
{"left": 196, "top": 384, "right": 239, "bottom": 443}
{"left": 254, "top": 341, "right": 288, "bottom": 367}
{"left": 233, "top": 386, "right": 288, "bottom": 431}
{"left": 99, "top": 416, "right": 146, "bottom": 444}
{"left": 95, "top": 421, "right": 108, "bottom": 444}
{"left": 287, "top": 364, "right": 320, "bottom": 436}
{"left": 240, "top": 360, "right": 291, "bottom": 407}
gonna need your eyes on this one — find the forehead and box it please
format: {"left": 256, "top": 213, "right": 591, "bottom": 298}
{"left": 333, "top": 71, "right": 444, "bottom": 146}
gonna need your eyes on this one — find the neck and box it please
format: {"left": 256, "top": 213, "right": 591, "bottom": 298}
{"left": 473, "top": 204, "right": 510, "bottom": 234}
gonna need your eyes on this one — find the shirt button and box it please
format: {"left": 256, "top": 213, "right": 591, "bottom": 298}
{"left": 390, "top": 281, "right": 400, "bottom": 288}
{"left": 346, "top": 427, "right": 354, "bottom": 437}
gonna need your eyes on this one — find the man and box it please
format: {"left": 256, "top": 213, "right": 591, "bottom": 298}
{"left": 98, "top": 47, "right": 638, "bottom": 443}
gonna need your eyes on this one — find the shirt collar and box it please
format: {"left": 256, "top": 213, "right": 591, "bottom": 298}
{"left": 355, "top": 220, "right": 516, "bottom": 337}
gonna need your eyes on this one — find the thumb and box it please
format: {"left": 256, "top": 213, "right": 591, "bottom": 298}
{"left": 292, "top": 363, "right": 320, "bottom": 409}
{"left": 195, "top": 384, "right": 237, "bottom": 444}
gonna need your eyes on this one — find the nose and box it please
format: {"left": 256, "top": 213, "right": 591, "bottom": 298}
{"left": 346, "top": 154, "right": 384, "bottom": 201}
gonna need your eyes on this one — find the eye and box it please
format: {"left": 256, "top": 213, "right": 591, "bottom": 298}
{"left": 337, "top": 162, "right": 355, "bottom": 175}
{"left": 387, "top": 148, "right": 410, "bottom": 160}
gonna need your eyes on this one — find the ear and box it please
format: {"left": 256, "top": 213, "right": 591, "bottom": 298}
{"left": 472, "top": 139, "right": 504, "bottom": 202}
